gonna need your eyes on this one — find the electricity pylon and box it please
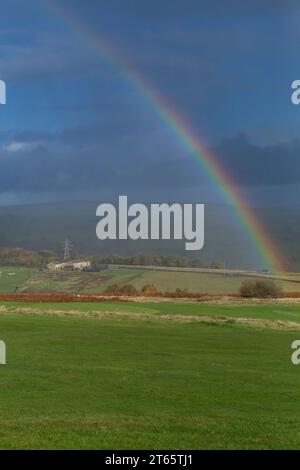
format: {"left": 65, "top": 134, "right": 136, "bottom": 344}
{"left": 63, "top": 239, "right": 72, "bottom": 260}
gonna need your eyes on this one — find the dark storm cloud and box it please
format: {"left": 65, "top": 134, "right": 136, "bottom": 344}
{"left": 0, "top": 127, "right": 299, "bottom": 195}
{"left": 0, "top": 35, "right": 104, "bottom": 83}
{"left": 213, "top": 134, "right": 300, "bottom": 186}
{"left": 0, "top": 125, "right": 199, "bottom": 192}
{"left": 55, "top": 0, "right": 300, "bottom": 20}
{"left": 0, "top": 0, "right": 299, "bottom": 206}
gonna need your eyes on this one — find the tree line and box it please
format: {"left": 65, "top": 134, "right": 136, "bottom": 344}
{"left": 0, "top": 247, "right": 225, "bottom": 270}
{"left": 92, "top": 254, "right": 224, "bottom": 269}
{"left": 0, "top": 248, "right": 57, "bottom": 267}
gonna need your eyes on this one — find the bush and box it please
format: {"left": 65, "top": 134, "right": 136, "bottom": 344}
{"left": 104, "top": 284, "right": 120, "bottom": 294}
{"left": 167, "top": 288, "right": 191, "bottom": 298}
{"left": 240, "top": 279, "right": 282, "bottom": 298}
{"left": 104, "top": 283, "right": 138, "bottom": 295}
{"left": 141, "top": 283, "right": 158, "bottom": 296}
{"left": 120, "top": 284, "right": 139, "bottom": 295}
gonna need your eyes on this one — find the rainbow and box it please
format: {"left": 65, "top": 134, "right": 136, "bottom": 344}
{"left": 43, "top": 0, "right": 285, "bottom": 272}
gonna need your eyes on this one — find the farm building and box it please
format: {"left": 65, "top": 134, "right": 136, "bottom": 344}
{"left": 47, "top": 261, "right": 91, "bottom": 271}
{"left": 82, "top": 263, "right": 108, "bottom": 272}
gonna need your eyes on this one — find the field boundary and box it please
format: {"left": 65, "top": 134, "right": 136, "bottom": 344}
{"left": 1, "top": 292, "right": 300, "bottom": 303}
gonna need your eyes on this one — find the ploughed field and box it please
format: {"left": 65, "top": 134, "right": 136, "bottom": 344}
{"left": 0, "top": 299, "right": 300, "bottom": 449}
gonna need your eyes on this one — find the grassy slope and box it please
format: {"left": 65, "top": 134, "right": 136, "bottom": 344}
{"left": 0, "top": 310, "right": 299, "bottom": 449}
{"left": 86, "top": 267, "right": 300, "bottom": 294}
{"left": 0, "top": 267, "right": 38, "bottom": 292}
{"left": 16, "top": 266, "right": 300, "bottom": 294}
{"left": 19, "top": 270, "right": 108, "bottom": 293}
{"left": 98, "top": 268, "right": 253, "bottom": 293}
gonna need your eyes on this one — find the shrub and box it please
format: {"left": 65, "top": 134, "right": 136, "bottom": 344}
{"left": 104, "top": 284, "right": 138, "bottom": 295}
{"left": 120, "top": 284, "right": 139, "bottom": 295}
{"left": 104, "top": 284, "right": 120, "bottom": 294}
{"left": 240, "top": 279, "right": 282, "bottom": 298}
{"left": 141, "top": 283, "right": 158, "bottom": 296}
{"left": 168, "top": 288, "right": 191, "bottom": 298}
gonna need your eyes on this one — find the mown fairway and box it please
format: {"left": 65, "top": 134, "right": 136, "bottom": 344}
{"left": 0, "top": 301, "right": 300, "bottom": 449}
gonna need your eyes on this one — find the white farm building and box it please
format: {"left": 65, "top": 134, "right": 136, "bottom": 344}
{"left": 47, "top": 261, "right": 91, "bottom": 271}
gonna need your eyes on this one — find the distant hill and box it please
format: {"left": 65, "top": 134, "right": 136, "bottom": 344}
{"left": 0, "top": 201, "right": 296, "bottom": 270}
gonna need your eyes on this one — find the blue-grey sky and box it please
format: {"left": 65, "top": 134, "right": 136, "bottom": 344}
{"left": 0, "top": 0, "right": 299, "bottom": 206}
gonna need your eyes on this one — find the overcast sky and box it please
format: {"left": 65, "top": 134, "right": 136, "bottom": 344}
{"left": 0, "top": 0, "right": 299, "bottom": 206}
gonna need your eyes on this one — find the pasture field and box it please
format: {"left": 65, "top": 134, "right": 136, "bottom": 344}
{"left": 0, "top": 299, "right": 300, "bottom": 449}
{"left": 15, "top": 265, "right": 300, "bottom": 294}
{"left": 2, "top": 299, "right": 300, "bottom": 325}
{"left": 18, "top": 270, "right": 108, "bottom": 293}
{"left": 0, "top": 267, "right": 38, "bottom": 293}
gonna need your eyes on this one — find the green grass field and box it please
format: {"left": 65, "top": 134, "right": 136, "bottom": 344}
{"left": 15, "top": 265, "right": 300, "bottom": 294}
{"left": 1, "top": 300, "right": 300, "bottom": 449}
{"left": 2, "top": 299, "right": 300, "bottom": 324}
{"left": 0, "top": 267, "right": 38, "bottom": 292}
